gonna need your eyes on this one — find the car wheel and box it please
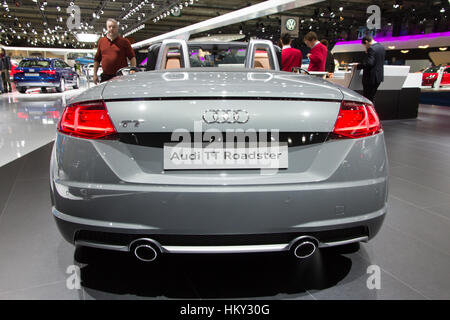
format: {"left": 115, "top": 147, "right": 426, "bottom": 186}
{"left": 18, "top": 87, "right": 27, "bottom": 93}
{"left": 73, "top": 76, "right": 80, "bottom": 89}
{"left": 56, "top": 78, "right": 65, "bottom": 92}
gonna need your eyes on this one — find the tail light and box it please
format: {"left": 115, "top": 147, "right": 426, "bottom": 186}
{"left": 40, "top": 70, "right": 56, "bottom": 75}
{"left": 58, "top": 100, "right": 117, "bottom": 139}
{"left": 331, "top": 100, "right": 382, "bottom": 139}
{"left": 11, "top": 69, "right": 23, "bottom": 75}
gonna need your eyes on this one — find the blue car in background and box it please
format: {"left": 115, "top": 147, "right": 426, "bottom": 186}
{"left": 13, "top": 58, "right": 80, "bottom": 94}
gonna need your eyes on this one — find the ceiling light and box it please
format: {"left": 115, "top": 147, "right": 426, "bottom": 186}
{"left": 401, "top": 50, "right": 409, "bottom": 53}
{"left": 75, "top": 33, "right": 100, "bottom": 42}
{"left": 388, "top": 46, "right": 395, "bottom": 49}
{"left": 438, "top": 47, "right": 447, "bottom": 51}
{"left": 418, "top": 45, "right": 429, "bottom": 49}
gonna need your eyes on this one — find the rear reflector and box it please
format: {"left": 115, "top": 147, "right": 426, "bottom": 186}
{"left": 58, "top": 100, "right": 117, "bottom": 139}
{"left": 332, "top": 100, "right": 382, "bottom": 139}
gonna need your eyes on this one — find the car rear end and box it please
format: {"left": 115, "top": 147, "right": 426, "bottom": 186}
{"left": 14, "top": 59, "right": 60, "bottom": 91}
{"left": 50, "top": 70, "right": 388, "bottom": 260}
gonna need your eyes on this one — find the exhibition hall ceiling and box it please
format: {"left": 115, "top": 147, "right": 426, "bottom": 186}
{"left": 0, "top": 0, "right": 448, "bottom": 48}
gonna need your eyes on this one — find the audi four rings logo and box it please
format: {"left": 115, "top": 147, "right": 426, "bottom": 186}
{"left": 202, "top": 109, "right": 250, "bottom": 124}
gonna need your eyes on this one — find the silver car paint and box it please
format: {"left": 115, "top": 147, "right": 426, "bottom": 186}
{"left": 51, "top": 69, "right": 388, "bottom": 247}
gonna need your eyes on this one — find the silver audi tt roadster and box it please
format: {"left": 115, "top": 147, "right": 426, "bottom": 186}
{"left": 50, "top": 40, "right": 388, "bottom": 262}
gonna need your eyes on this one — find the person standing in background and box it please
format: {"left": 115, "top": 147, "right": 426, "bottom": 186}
{"left": 93, "top": 18, "right": 136, "bottom": 84}
{"left": 280, "top": 33, "right": 302, "bottom": 72}
{"left": 1, "top": 48, "right": 12, "bottom": 93}
{"left": 303, "top": 32, "right": 327, "bottom": 72}
{"left": 357, "top": 35, "right": 385, "bottom": 102}
{"left": 320, "top": 39, "right": 336, "bottom": 78}
{"left": 0, "top": 56, "right": 4, "bottom": 94}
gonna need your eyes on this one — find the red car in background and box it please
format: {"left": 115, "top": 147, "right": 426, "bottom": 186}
{"left": 422, "top": 65, "right": 450, "bottom": 86}
{"left": 10, "top": 63, "right": 17, "bottom": 78}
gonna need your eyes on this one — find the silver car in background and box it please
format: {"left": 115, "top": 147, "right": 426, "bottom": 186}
{"left": 50, "top": 40, "right": 388, "bottom": 262}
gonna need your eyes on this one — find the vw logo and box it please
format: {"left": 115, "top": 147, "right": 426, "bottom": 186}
{"left": 202, "top": 109, "right": 250, "bottom": 124}
{"left": 286, "top": 18, "right": 297, "bottom": 31}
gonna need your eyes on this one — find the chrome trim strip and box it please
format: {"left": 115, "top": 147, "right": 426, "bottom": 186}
{"left": 162, "top": 244, "right": 288, "bottom": 254}
{"left": 75, "top": 240, "right": 129, "bottom": 252}
{"left": 319, "top": 236, "right": 369, "bottom": 248}
{"left": 129, "top": 238, "right": 164, "bottom": 253}
{"left": 74, "top": 236, "right": 369, "bottom": 253}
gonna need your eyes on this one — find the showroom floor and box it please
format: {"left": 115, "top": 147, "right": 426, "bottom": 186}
{"left": 0, "top": 88, "right": 449, "bottom": 299}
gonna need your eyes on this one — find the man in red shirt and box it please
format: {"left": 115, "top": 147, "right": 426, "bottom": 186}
{"left": 94, "top": 18, "right": 136, "bottom": 84}
{"left": 303, "top": 32, "right": 327, "bottom": 72}
{"left": 280, "top": 33, "right": 302, "bottom": 72}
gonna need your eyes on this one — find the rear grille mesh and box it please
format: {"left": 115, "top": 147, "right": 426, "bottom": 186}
{"left": 118, "top": 132, "right": 329, "bottom": 148}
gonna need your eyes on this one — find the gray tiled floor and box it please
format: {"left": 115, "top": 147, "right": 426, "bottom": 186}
{"left": 0, "top": 104, "right": 449, "bottom": 300}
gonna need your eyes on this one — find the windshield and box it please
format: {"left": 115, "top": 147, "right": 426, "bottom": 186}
{"left": 19, "top": 60, "right": 51, "bottom": 68}
{"left": 187, "top": 43, "right": 247, "bottom": 68}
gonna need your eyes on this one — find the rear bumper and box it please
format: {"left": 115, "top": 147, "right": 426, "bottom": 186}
{"left": 15, "top": 81, "right": 59, "bottom": 88}
{"left": 51, "top": 133, "right": 389, "bottom": 253}
{"left": 53, "top": 205, "right": 385, "bottom": 253}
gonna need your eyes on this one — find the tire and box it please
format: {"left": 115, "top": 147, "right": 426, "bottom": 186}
{"left": 73, "top": 76, "right": 80, "bottom": 89}
{"left": 18, "top": 87, "right": 27, "bottom": 93}
{"left": 56, "top": 78, "right": 65, "bottom": 93}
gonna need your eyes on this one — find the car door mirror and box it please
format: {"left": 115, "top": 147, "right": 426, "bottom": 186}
{"left": 116, "top": 66, "right": 138, "bottom": 76}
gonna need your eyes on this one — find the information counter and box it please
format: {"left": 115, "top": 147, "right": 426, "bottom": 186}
{"left": 329, "top": 65, "right": 421, "bottom": 120}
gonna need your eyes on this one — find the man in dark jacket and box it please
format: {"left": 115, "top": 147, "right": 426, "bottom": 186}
{"left": 320, "top": 39, "right": 335, "bottom": 77}
{"left": 1, "top": 48, "right": 11, "bottom": 93}
{"left": 357, "top": 35, "right": 385, "bottom": 102}
{"left": 0, "top": 56, "right": 3, "bottom": 93}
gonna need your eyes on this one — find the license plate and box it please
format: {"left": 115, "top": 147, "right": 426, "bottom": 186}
{"left": 164, "top": 143, "right": 288, "bottom": 170}
{"left": 25, "top": 73, "right": 39, "bottom": 77}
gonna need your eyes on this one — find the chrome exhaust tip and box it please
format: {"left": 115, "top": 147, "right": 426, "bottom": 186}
{"left": 134, "top": 244, "right": 158, "bottom": 262}
{"left": 289, "top": 236, "right": 319, "bottom": 259}
{"left": 129, "top": 238, "right": 161, "bottom": 262}
{"left": 293, "top": 241, "right": 317, "bottom": 259}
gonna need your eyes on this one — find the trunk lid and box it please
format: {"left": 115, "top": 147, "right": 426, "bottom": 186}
{"left": 87, "top": 70, "right": 349, "bottom": 184}
{"left": 101, "top": 69, "right": 343, "bottom": 100}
